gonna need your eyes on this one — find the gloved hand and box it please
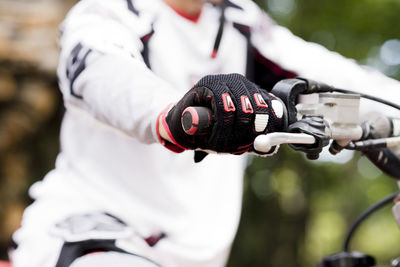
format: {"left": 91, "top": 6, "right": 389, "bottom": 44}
{"left": 157, "top": 73, "right": 287, "bottom": 161}
{"left": 287, "top": 115, "right": 331, "bottom": 160}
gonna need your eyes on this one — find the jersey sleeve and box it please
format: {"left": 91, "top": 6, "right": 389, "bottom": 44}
{"left": 245, "top": 2, "right": 400, "bottom": 108}
{"left": 57, "top": 0, "right": 180, "bottom": 144}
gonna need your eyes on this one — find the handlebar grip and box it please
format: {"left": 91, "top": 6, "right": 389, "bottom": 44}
{"left": 181, "top": 106, "right": 213, "bottom": 135}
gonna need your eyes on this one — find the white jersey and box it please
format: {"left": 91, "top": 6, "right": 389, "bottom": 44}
{"left": 13, "top": 0, "right": 400, "bottom": 266}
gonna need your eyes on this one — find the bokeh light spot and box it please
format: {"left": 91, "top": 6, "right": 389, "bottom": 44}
{"left": 380, "top": 39, "right": 400, "bottom": 66}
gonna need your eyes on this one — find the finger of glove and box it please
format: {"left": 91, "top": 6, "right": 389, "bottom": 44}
{"left": 193, "top": 74, "right": 282, "bottom": 153}
{"left": 227, "top": 77, "right": 285, "bottom": 153}
{"left": 194, "top": 75, "right": 235, "bottom": 152}
{"left": 195, "top": 74, "right": 264, "bottom": 153}
{"left": 225, "top": 76, "right": 262, "bottom": 153}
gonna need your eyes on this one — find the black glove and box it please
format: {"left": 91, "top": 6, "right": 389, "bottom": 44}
{"left": 287, "top": 115, "right": 330, "bottom": 160}
{"left": 157, "top": 74, "right": 287, "bottom": 158}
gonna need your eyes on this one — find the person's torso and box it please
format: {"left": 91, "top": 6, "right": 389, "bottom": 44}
{"left": 46, "top": 0, "right": 269, "bottom": 265}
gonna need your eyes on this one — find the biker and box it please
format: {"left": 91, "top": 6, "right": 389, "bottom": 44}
{"left": 10, "top": 0, "right": 400, "bottom": 267}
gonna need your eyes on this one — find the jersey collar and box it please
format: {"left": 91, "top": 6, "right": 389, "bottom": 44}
{"left": 162, "top": 0, "right": 202, "bottom": 23}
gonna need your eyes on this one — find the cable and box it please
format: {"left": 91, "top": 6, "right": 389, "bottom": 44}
{"left": 343, "top": 191, "right": 399, "bottom": 252}
{"left": 331, "top": 88, "right": 400, "bottom": 111}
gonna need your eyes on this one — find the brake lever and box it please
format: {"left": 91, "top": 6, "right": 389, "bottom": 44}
{"left": 254, "top": 132, "right": 316, "bottom": 153}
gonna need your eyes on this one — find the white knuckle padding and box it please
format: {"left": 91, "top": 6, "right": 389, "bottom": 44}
{"left": 271, "top": 99, "right": 284, "bottom": 119}
{"left": 254, "top": 114, "right": 269, "bottom": 132}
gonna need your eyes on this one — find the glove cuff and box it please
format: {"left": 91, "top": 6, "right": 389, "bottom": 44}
{"left": 156, "top": 104, "right": 187, "bottom": 153}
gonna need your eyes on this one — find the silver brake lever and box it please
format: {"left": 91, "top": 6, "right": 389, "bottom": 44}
{"left": 254, "top": 133, "right": 316, "bottom": 153}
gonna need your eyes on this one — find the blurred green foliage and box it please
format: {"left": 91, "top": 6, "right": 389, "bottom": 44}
{"left": 227, "top": 1, "right": 400, "bottom": 266}
{"left": 229, "top": 148, "right": 399, "bottom": 267}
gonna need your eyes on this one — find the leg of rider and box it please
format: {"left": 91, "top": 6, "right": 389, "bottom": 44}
{"left": 69, "top": 252, "right": 159, "bottom": 267}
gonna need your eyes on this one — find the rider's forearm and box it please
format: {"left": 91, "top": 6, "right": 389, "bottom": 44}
{"left": 250, "top": 12, "right": 400, "bottom": 104}
{"left": 57, "top": 1, "right": 181, "bottom": 144}
{"left": 60, "top": 51, "right": 180, "bottom": 144}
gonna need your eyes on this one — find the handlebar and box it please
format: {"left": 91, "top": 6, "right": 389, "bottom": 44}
{"left": 181, "top": 107, "right": 213, "bottom": 135}
{"left": 178, "top": 79, "right": 400, "bottom": 267}
{"left": 180, "top": 89, "right": 363, "bottom": 152}
{"left": 180, "top": 79, "right": 400, "bottom": 163}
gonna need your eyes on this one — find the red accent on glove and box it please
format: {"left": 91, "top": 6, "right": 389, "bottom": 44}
{"left": 156, "top": 104, "right": 188, "bottom": 153}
